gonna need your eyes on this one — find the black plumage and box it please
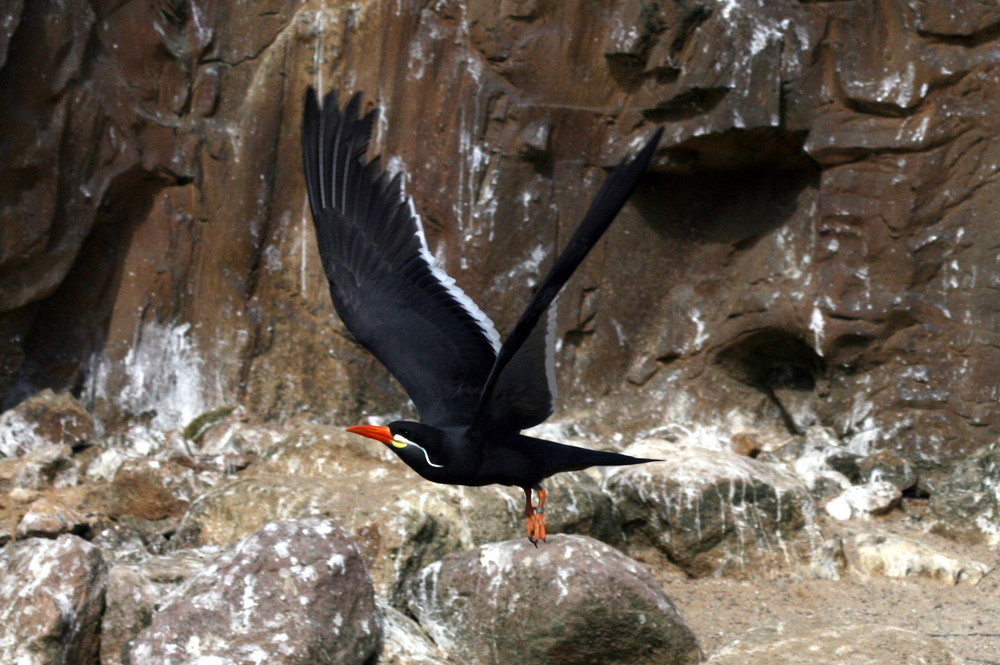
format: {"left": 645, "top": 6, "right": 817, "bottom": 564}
{"left": 301, "top": 88, "right": 662, "bottom": 543}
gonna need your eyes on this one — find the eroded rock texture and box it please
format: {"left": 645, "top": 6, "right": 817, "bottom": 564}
{"left": 1, "top": 0, "right": 998, "bottom": 464}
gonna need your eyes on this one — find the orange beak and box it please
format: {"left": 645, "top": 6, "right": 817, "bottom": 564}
{"left": 346, "top": 424, "right": 393, "bottom": 445}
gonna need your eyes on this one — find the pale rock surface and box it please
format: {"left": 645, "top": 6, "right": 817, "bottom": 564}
{"left": 0, "top": 443, "right": 77, "bottom": 491}
{"left": 825, "top": 481, "right": 902, "bottom": 521}
{"left": 780, "top": 426, "right": 860, "bottom": 499}
{"left": 852, "top": 531, "right": 991, "bottom": 585}
{"left": 85, "top": 447, "right": 133, "bottom": 482}
{"left": 377, "top": 602, "right": 453, "bottom": 665}
{"left": 407, "top": 534, "right": 700, "bottom": 665}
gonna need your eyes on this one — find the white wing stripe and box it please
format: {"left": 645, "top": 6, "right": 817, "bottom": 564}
{"left": 544, "top": 301, "right": 557, "bottom": 402}
{"left": 407, "top": 194, "right": 502, "bottom": 353}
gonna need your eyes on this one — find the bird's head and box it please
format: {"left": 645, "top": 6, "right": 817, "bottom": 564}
{"left": 346, "top": 420, "right": 447, "bottom": 474}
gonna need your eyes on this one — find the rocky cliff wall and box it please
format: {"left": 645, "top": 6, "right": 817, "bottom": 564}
{"left": 1, "top": 0, "right": 998, "bottom": 464}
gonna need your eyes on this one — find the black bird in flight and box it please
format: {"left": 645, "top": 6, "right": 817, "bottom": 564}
{"left": 301, "top": 88, "right": 662, "bottom": 544}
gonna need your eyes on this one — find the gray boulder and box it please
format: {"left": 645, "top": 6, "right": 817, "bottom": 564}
{"left": 606, "top": 439, "right": 815, "bottom": 575}
{"left": 126, "top": 518, "right": 379, "bottom": 665}
{"left": 407, "top": 534, "right": 700, "bottom": 665}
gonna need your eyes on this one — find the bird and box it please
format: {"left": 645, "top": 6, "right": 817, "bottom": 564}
{"left": 301, "top": 88, "right": 662, "bottom": 544}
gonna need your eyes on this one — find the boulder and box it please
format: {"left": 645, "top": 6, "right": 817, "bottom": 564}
{"left": 108, "top": 457, "right": 215, "bottom": 521}
{"left": 0, "top": 390, "right": 94, "bottom": 458}
{"left": 101, "top": 565, "right": 159, "bottom": 665}
{"left": 824, "top": 481, "right": 902, "bottom": 521}
{"left": 0, "top": 534, "right": 107, "bottom": 665}
{"left": 929, "top": 440, "right": 1000, "bottom": 544}
{"left": 707, "top": 624, "right": 961, "bottom": 665}
{"left": 605, "top": 439, "right": 815, "bottom": 575}
{"left": 99, "top": 546, "right": 227, "bottom": 665}
{"left": 126, "top": 518, "right": 379, "bottom": 665}
{"left": 407, "top": 534, "right": 700, "bottom": 665}
{"left": 851, "top": 531, "right": 991, "bottom": 585}
{"left": 857, "top": 449, "right": 917, "bottom": 492}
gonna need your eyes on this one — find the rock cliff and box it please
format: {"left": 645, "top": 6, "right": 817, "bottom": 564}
{"left": 2, "top": 0, "right": 999, "bottom": 468}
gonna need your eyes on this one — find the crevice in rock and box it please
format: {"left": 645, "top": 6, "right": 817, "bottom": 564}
{"left": 916, "top": 20, "right": 1000, "bottom": 48}
{"left": 632, "top": 158, "right": 818, "bottom": 246}
{"left": 3, "top": 166, "right": 169, "bottom": 410}
{"left": 564, "top": 312, "right": 597, "bottom": 349}
{"left": 641, "top": 86, "right": 730, "bottom": 123}
{"left": 714, "top": 329, "right": 825, "bottom": 435}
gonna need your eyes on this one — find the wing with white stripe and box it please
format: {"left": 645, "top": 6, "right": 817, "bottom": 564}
{"left": 301, "top": 88, "right": 501, "bottom": 428}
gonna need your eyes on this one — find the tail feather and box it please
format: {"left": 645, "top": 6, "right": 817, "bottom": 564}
{"left": 523, "top": 435, "right": 660, "bottom": 475}
{"left": 564, "top": 447, "right": 660, "bottom": 472}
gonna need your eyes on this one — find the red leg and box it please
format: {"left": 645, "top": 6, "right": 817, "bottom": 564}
{"left": 522, "top": 486, "right": 547, "bottom": 546}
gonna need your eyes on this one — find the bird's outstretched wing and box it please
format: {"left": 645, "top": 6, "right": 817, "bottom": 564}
{"left": 471, "top": 128, "right": 663, "bottom": 434}
{"left": 302, "top": 88, "right": 501, "bottom": 428}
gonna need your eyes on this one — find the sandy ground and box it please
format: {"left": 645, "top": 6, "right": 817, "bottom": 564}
{"left": 659, "top": 515, "right": 1000, "bottom": 664}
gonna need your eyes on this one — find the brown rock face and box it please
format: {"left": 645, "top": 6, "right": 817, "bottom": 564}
{"left": 2, "top": 1, "right": 998, "bottom": 462}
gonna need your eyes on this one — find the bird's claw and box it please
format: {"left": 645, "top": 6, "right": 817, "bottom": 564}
{"left": 526, "top": 510, "right": 547, "bottom": 546}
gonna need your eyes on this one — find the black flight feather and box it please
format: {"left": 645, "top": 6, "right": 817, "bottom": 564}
{"left": 301, "top": 88, "right": 501, "bottom": 428}
{"left": 470, "top": 128, "right": 663, "bottom": 434}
